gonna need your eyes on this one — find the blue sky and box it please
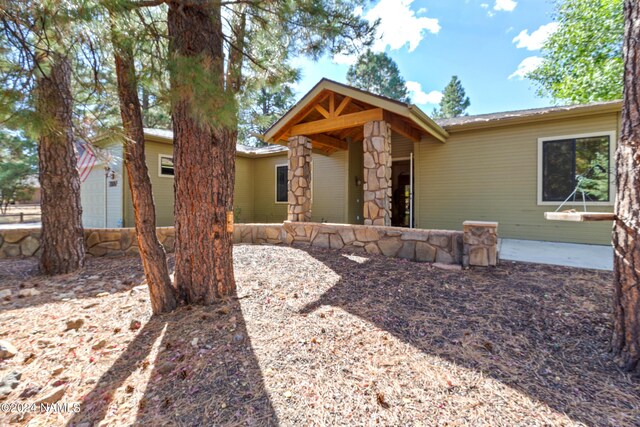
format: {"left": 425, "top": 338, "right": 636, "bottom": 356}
{"left": 291, "top": 0, "right": 559, "bottom": 116}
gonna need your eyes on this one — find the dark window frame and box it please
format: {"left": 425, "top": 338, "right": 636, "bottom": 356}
{"left": 275, "top": 164, "right": 288, "bottom": 203}
{"left": 539, "top": 133, "right": 613, "bottom": 204}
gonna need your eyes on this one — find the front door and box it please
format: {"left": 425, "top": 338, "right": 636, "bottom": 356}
{"left": 391, "top": 159, "right": 413, "bottom": 227}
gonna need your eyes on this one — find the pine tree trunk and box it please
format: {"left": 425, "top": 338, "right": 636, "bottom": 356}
{"left": 36, "top": 55, "right": 85, "bottom": 275}
{"left": 612, "top": 0, "right": 640, "bottom": 374}
{"left": 113, "top": 41, "right": 178, "bottom": 314}
{"left": 167, "top": 0, "right": 236, "bottom": 304}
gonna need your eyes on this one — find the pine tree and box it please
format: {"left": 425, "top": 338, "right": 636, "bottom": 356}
{"left": 346, "top": 50, "right": 411, "bottom": 102}
{"left": 432, "top": 76, "right": 471, "bottom": 119}
{"left": 612, "top": 0, "right": 640, "bottom": 374}
{"left": 166, "top": 1, "right": 377, "bottom": 304}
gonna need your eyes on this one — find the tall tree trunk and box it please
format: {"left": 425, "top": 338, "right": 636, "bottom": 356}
{"left": 167, "top": 0, "right": 236, "bottom": 304}
{"left": 36, "top": 55, "right": 85, "bottom": 275}
{"left": 113, "top": 38, "right": 178, "bottom": 314}
{"left": 612, "top": 0, "right": 640, "bottom": 374}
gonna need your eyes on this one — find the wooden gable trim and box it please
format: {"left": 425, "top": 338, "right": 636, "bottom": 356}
{"left": 290, "top": 108, "right": 384, "bottom": 137}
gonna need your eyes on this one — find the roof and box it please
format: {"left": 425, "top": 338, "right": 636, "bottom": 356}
{"left": 435, "top": 100, "right": 622, "bottom": 132}
{"left": 143, "top": 128, "right": 287, "bottom": 158}
{"left": 263, "top": 78, "right": 449, "bottom": 152}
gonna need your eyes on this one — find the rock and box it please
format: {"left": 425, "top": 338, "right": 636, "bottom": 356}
{"left": 329, "top": 234, "right": 344, "bottom": 250}
{"left": 0, "top": 371, "right": 21, "bottom": 399}
{"left": 397, "top": 241, "right": 416, "bottom": 260}
{"left": 233, "top": 333, "right": 245, "bottom": 343}
{"left": 0, "top": 289, "right": 11, "bottom": 300}
{"left": 95, "top": 291, "right": 110, "bottom": 297}
{"left": 432, "top": 263, "right": 462, "bottom": 271}
{"left": 311, "top": 233, "right": 330, "bottom": 249}
{"left": 129, "top": 319, "right": 141, "bottom": 330}
{"left": 20, "top": 236, "right": 40, "bottom": 256}
{"left": 400, "top": 230, "right": 430, "bottom": 241}
{"left": 0, "top": 340, "right": 18, "bottom": 359}
{"left": 2, "top": 230, "right": 27, "bottom": 244}
{"left": 378, "top": 237, "right": 403, "bottom": 257}
{"left": 415, "top": 242, "right": 437, "bottom": 263}
{"left": 436, "top": 249, "right": 454, "bottom": 264}
{"left": 338, "top": 228, "right": 356, "bottom": 245}
{"left": 52, "top": 366, "right": 64, "bottom": 376}
{"left": 92, "top": 340, "right": 107, "bottom": 350}
{"left": 354, "top": 227, "right": 379, "bottom": 242}
{"left": 3, "top": 244, "right": 20, "bottom": 257}
{"left": 364, "top": 243, "right": 380, "bottom": 255}
{"left": 65, "top": 319, "right": 84, "bottom": 331}
{"left": 35, "top": 386, "right": 65, "bottom": 405}
{"left": 469, "top": 247, "right": 489, "bottom": 266}
{"left": 17, "top": 288, "right": 40, "bottom": 298}
{"left": 191, "top": 338, "right": 199, "bottom": 347}
{"left": 157, "top": 362, "right": 176, "bottom": 375}
{"left": 428, "top": 234, "right": 451, "bottom": 248}
{"left": 18, "top": 385, "right": 40, "bottom": 399}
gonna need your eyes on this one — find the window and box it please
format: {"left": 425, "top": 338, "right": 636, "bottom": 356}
{"left": 275, "top": 165, "right": 288, "bottom": 203}
{"left": 538, "top": 132, "right": 614, "bottom": 205}
{"left": 159, "top": 154, "right": 174, "bottom": 177}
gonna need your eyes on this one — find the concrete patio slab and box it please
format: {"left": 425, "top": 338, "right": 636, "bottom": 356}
{"left": 499, "top": 238, "right": 613, "bottom": 271}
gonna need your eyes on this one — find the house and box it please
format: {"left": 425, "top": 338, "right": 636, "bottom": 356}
{"left": 81, "top": 79, "right": 620, "bottom": 245}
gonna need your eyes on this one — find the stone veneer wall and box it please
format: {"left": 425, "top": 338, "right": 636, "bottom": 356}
{"left": 0, "top": 222, "right": 498, "bottom": 267}
{"left": 463, "top": 221, "right": 498, "bottom": 267}
{"left": 287, "top": 135, "right": 312, "bottom": 222}
{"left": 362, "top": 120, "right": 392, "bottom": 226}
{"left": 0, "top": 227, "right": 175, "bottom": 259}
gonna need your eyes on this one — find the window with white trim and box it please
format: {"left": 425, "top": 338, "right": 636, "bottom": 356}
{"left": 539, "top": 133, "right": 612, "bottom": 203}
{"left": 275, "top": 165, "right": 287, "bottom": 203}
{"left": 159, "top": 154, "right": 174, "bottom": 177}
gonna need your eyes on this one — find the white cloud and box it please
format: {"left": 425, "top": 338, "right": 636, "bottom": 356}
{"left": 332, "top": 0, "right": 440, "bottom": 64}
{"left": 494, "top": 0, "right": 517, "bottom": 12}
{"left": 406, "top": 81, "right": 443, "bottom": 105}
{"left": 480, "top": 3, "right": 489, "bottom": 9}
{"left": 512, "top": 22, "right": 559, "bottom": 50}
{"left": 509, "top": 56, "right": 543, "bottom": 79}
{"left": 367, "top": 0, "right": 440, "bottom": 52}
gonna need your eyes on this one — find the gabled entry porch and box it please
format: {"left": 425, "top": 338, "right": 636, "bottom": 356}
{"left": 263, "top": 79, "right": 449, "bottom": 226}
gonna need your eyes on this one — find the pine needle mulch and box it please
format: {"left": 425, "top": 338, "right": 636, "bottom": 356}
{"left": 0, "top": 245, "right": 638, "bottom": 426}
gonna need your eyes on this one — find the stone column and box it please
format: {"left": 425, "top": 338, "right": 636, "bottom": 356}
{"left": 462, "top": 221, "right": 499, "bottom": 267}
{"left": 287, "top": 135, "right": 312, "bottom": 222}
{"left": 363, "top": 120, "right": 392, "bottom": 226}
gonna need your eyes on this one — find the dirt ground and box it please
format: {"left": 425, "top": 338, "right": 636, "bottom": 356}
{"left": 0, "top": 205, "right": 41, "bottom": 225}
{"left": 0, "top": 245, "right": 638, "bottom": 426}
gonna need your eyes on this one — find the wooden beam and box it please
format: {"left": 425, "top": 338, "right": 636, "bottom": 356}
{"left": 290, "top": 108, "right": 384, "bottom": 136}
{"left": 383, "top": 111, "right": 421, "bottom": 142}
{"left": 272, "top": 91, "right": 330, "bottom": 142}
{"left": 314, "top": 104, "right": 330, "bottom": 119}
{"left": 544, "top": 211, "right": 616, "bottom": 222}
{"left": 335, "top": 96, "right": 352, "bottom": 117}
{"left": 329, "top": 93, "right": 335, "bottom": 117}
{"left": 311, "top": 134, "right": 348, "bottom": 150}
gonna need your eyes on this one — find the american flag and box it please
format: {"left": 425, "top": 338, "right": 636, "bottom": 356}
{"left": 76, "top": 141, "right": 97, "bottom": 182}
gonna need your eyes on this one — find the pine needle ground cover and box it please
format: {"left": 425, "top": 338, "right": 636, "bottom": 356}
{"left": 0, "top": 246, "right": 638, "bottom": 426}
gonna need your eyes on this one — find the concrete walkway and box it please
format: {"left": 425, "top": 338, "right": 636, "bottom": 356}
{"left": 499, "top": 238, "right": 613, "bottom": 271}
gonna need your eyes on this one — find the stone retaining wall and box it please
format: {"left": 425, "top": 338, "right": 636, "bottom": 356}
{"left": 0, "top": 227, "right": 175, "bottom": 259}
{"left": 279, "top": 221, "right": 463, "bottom": 264}
{"left": 0, "top": 221, "right": 498, "bottom": 267}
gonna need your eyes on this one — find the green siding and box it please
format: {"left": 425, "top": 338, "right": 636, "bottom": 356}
{"left": 252, "top": 154, "right": 288, "bottom": 223}
{"left": 124, "top": 141, "right": 257, "bottom": 226}
{"left": 234, "top": 156, "right": 255, "bottom": 223}
{"left": 415, "top": 112, "right": 619, "bottom": 245}
{"left": 312, "top": 150, "right": 348, "bottom": 223}
{"left": 124, "top": 141, "right": 175, "bottom": 227}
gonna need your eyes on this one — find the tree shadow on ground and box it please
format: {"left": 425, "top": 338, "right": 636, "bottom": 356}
{"left": 299, "top": 248, "right": 640, "bottom": 426}
{"left": 67, "top": 299, "right": 278, "bottom": 426}
{"left": 0, "top": 256, "right": 147, "bottom": 313}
